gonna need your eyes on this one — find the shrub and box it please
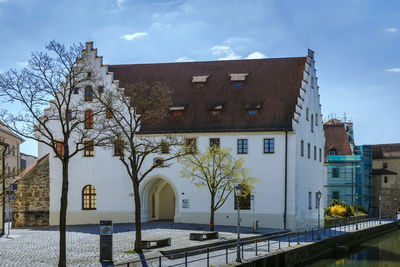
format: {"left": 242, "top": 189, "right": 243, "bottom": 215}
{"left": 355, "top": 205, "right": 368, "bottom": 214}
{"left": 324, "top": 207, "right": 332, "bottom": 217}
{"left": 330, "top": 205, "right": 347, "bottom": 216}
{"left": 326, "top": 199, "right": 368, "bottom": 218}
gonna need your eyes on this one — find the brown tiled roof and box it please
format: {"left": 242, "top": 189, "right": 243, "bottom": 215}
{"left": 323, "top": 119, "right": 352, "bottom": 160}
{"left": 373, "top": 144, "right": 400, "bottom": 159}
{"left": 372, "top": 168, "right": 397, "bottom": 175}
{"left": 108, "top": 57, "right": 306, "bottom": 133}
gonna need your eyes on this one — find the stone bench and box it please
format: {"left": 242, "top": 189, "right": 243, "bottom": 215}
{"left": 189, "top": 231, "right": 219, "bottom": 241}
{"left": 141, "top": 237, "right": 171, "bottom": 249}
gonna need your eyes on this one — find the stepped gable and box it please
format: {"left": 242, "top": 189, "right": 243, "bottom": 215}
{"left": 372, "top": 144, "right": 400, "bottom": 159}
{"left": 323, "top": 119, "right": 352, "bottom": 159}
{"left": 108, "top": 57, "right": 306, "bottom": 134}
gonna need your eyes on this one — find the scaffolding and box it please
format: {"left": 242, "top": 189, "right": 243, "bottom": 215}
{"left": 327, "top": 155, "right": 362, "bottom": 206}
{"left": 326, "top": 146, "right": 372, "bottom": 210}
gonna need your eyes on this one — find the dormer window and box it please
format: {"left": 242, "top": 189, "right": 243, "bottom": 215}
{"left": 246, "top": 103, "right": 260, "bottom": 115}
{"left": 192, "top": 75, "right": 209, "bottom": 88}
{"left": 87, "top": 72, "right": 92, "bottom": 78}
{"left": 208, "top": 104, "right": 222, "bottom": 116}
{"left": 229, "top": 73, "right": 248, "bottom": 81}
{"left": 328, "top": 147, "right": 337, "bottom": 155}
{"left": 73, "top": 88, "right": 79, "bottom": 94}
{"left": 170, "top": 106, "right": 185, "bottom": 119}
{"left": 229, "top": 73, "right": 248, "bottom": 87}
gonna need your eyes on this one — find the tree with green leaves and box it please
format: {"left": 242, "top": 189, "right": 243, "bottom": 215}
{"left": 179, "top": 145, "right": 257, "bottom": 231}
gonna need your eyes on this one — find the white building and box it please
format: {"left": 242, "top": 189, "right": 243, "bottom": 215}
{"left": 38, "top": 42, "right": 325, "bottom": 230}
{"left": 20, "top": 153, "right": 37, "bottom": 170}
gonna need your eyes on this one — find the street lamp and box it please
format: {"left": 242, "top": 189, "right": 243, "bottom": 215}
{"left": 394, "top": 197, "right": 398, "bottom": 220}
{"left": 316, "top": 191, "right": 322, "bottom": 240}
{"left": 234, "top": 184, "right": 242, "bottom": 263}
{"left": 355, "top": 193, "right": 359, "bottom": 230}
{"left": 379, "top": 194, "right": 382, "bottom": 224}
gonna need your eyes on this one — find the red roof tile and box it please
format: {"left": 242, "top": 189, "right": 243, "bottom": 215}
{"left": 372, "top": 144, "right": 400, "bottom": 159}
{"left": 323, "top": 119, "right": 352, "bottom": 160}
{"left": 108, "top": 57, "right": 306, "bottom": 133}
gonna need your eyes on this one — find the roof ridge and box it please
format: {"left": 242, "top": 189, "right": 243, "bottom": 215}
{"left": 109, "top": 56, "right": 307, "bottom": 67}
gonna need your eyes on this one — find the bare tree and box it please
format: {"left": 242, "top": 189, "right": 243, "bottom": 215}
{"left": 179, "top": 146, "right": 258, "bottom": 231}
{"left": 0, "top": 41, "right": 106, "bottom": 266}
{"left": 0, "top": 142, "right": 9, "bottom": 235}
{"left": 97, "top": 81, "right": 184, "bottom": 252}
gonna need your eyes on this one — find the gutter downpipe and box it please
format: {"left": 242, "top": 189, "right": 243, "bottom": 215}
{"left": 284, "top": 130, "right": 288, "bottom": 230}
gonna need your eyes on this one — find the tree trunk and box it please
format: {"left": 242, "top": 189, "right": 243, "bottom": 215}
{"left": 133, "top": 180, "right": 142, "bottom": 253}
{"left": 58, "top": 160, "right": 69, "bottom": 267}
{"left": 210, "top": 193, "right": 215, "bottom": 231}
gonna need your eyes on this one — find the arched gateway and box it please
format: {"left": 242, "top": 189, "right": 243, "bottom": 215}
{"left": 142, "top": 177, "right": 177, "bottom": 221}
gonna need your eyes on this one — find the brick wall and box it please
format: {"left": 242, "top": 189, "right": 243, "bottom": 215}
{"left": 12, "top": 155, "right": 49, "bottom": 227}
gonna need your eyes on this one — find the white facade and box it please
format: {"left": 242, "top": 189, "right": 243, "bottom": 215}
{"left": 42, "top": 42, "right": 325, "bottom": 230}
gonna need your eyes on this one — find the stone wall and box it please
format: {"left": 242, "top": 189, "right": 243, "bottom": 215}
{"left": 12, "top": 155, "right": 49, "bottom": 227}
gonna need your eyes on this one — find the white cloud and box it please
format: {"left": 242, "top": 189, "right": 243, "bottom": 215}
{"left": 211, "top": 45, "right": 267, "bottom": 61}
{"left": 211, "top": 45, "right": 241, "bottom": 60}
{"left": 116, "top": 0, "right": 126, "bottom": 8}
{"left": 246, "top": 51, "right": 267, "bottom": 59}
{"left": 387, "top": 68, "right": 400, "bottom": 73}
{"left": 176, "top": 56, "right": 194, "bottom": 62}
{"left": 120, "top": 32, "right": 148, "bottom": 41}
{"left": 384, "top": 28, "right": 398, "bottom": 33}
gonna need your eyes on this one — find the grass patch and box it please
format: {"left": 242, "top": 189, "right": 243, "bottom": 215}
{"left": 124, "top": 250, "right": 137, "bottom": 254}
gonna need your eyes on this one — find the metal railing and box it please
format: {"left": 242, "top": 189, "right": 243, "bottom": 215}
{"left": 114, "top": 216, "right": 397, "bottom": 267}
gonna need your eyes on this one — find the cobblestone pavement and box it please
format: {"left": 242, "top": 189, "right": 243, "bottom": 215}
{"left": 1, "top": 219, "right": 392, "bottom": 266}
{"left": 0, "top": 221, "right": 281, "bottom": 267}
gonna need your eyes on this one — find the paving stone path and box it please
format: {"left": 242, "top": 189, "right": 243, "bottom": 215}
{"left": 0, "top": 221, "right": 281, "bottom": 267}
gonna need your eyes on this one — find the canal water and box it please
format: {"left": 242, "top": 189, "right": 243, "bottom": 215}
{"left": 307, "top": 229, "right": 400, "bottom": 266}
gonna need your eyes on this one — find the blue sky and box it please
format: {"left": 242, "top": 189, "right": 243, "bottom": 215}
{"left": 0, "top": 0, "right": 399, "bottom": 156}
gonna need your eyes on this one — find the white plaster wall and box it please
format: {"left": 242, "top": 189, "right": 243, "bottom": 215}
{"left": 49, "top": 131, "right": 290, "bottom": 228}
{"left": 291, "top": 54, "right": 325, "bottom": 230}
